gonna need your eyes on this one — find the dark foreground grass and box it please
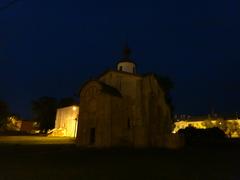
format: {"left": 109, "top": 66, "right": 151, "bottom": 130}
{"left": 0, "top": 144, "right": 239, "bottom": 180}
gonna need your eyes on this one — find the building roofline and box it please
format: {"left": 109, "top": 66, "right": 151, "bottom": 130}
{"left": 99, "top": 69, "right": 144, "bottom": 79}
{"left": 117, "top": 58, "right": 137, "bottom": 65}
{"left": 78, "top": 79, "right": 122, "bottom": 98}
{"left": 57, "top": 105, "right": 79, "bottom": 110}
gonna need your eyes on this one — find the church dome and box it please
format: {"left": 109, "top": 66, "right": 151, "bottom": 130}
{"left": 117, "top": 45, "right": 137, "bottom": 74}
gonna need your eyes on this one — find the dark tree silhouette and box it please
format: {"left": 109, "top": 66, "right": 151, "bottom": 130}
{"left": 0, "top": 0, "right": 20, "bottom": 11}
{"left": 178, "top": 126, "right": 226, "bottom": 145}
{"left": 32, "top": 97, "right": 58, "bottom": 133}
{"left": 58, "top": 97, "right": 78, "bottom": 108}
{"left": 0, "top": 100, "right": 9, "bottom": 127}
{"left": 155, "top": 74, "right": 174, "bottom": 118}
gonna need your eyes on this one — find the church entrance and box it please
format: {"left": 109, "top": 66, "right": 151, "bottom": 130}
{"left": 89, "top": 128, "right": 96, "bottom": 145}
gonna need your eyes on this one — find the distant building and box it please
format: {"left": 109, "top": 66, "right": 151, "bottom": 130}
{"left": 5, "top": 116, "right": 39, "bottom": 133}
{"left": 51, "top": 105, "right": 79, "bottom": 137}
{"left": 76, "top": 47, "right": 172, "bottom": 147}
{"left": 20, "top": 121, "right": 39, "bottom": 133}
{"left": 173, "top": 116, "right": 240, "bottom": 138}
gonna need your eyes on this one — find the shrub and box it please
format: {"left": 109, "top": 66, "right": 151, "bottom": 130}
{"left": 178, "top": 126, "right": 226, "bottom": 145}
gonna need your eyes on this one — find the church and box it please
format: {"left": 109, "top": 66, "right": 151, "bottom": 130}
{"left": 76, "top": 47, "right": 172, "bottom": 147}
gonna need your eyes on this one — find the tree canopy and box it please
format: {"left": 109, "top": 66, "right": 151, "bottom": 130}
{"left": 156, "top": 74, "right": 174, "bottom": 118}
{"left": 32, "top": 96, "right": 78, "bottom": 133}
{"left": 0, "top": 0, "right": 20, "bottom": 11}
{"left": 0, "top": 100, "right": 9, "bottom": 127}
{"left": 32, "top": 97, "right": 58, "bottom": 133}
{"left": 58, "top": 97, "right": 78, "bottom": 108}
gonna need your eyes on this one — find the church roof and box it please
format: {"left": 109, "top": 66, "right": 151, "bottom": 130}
{"left": 98, "top": 81, "right": 122, "bottom": 97}
{"left": 99, "top": 69, "right": 143, "bottom": 79}
{"left": 78, "top": 79, "right": 122, "bottom": 98}
{"left": 117, "top": 58, "right": 136, "bottom": 64}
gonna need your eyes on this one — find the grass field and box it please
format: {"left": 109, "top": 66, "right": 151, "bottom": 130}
{"left": 0, "top": 136, "right": 238, "bottom": 180}
{"left": 0, "top": 136, "right": 75, "bottom": 145}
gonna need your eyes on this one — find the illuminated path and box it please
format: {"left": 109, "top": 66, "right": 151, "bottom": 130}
{"left": 0, "top": 136, "right": 75, "bottom": 145}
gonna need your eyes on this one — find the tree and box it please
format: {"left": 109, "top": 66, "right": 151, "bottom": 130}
{"left": 58, "top": 97, "right": 77, "bottom": 108}
{"left": 155, "top": 74, "right": 174, "bottom": 118}
{"left": 0, "top": 100, "right": 9, "bottom": 128}
{"left": 32, "top": 97, "right": 58, "bottom": 133}
{"left": 178, "top": 126, "right": 226, "bottom": 145}
{"left": 0, "top": 0, "right": 20, "bottom": 11}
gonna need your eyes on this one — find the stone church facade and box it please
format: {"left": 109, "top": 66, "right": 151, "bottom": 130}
{"left": 76, "top": 48, "right": 172, "bottom": 147}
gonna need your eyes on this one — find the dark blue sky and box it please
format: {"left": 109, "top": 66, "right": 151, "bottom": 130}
{"left": 0, "top": 0, "right": 240, "bottom": 118}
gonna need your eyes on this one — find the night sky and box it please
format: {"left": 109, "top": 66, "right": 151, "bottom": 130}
{"left": 0, "top": 0, "right": 240, "bottom": 119}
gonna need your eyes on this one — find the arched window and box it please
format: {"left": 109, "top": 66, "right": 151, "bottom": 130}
{"left": 127, "top": 118, "right": 131, "bottom": 129}
{"left": 89, "top": 128, "right": 96, "bottom": 144}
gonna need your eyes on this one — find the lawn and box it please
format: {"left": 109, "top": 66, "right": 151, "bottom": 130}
{"left": 0, "top": 136, "right": 75, "bottom": 145}
{"left": 0, "top": 136, "right": 238, "bottom": 180}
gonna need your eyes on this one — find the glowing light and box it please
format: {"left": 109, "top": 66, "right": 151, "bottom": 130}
{"left": 72, "top": 106, "right": 77, "bottom": 111}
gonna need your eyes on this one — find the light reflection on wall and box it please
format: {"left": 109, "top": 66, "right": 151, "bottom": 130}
{"left": 52, "top": 105, "right": 79, "bottom": 137}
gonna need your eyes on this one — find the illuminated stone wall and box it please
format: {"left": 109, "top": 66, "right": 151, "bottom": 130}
{"left": 54, "top": 105, "right": 79, "bottom": 137}
{"left": 173, "top": 119, "right": 240, "bottom": 138}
